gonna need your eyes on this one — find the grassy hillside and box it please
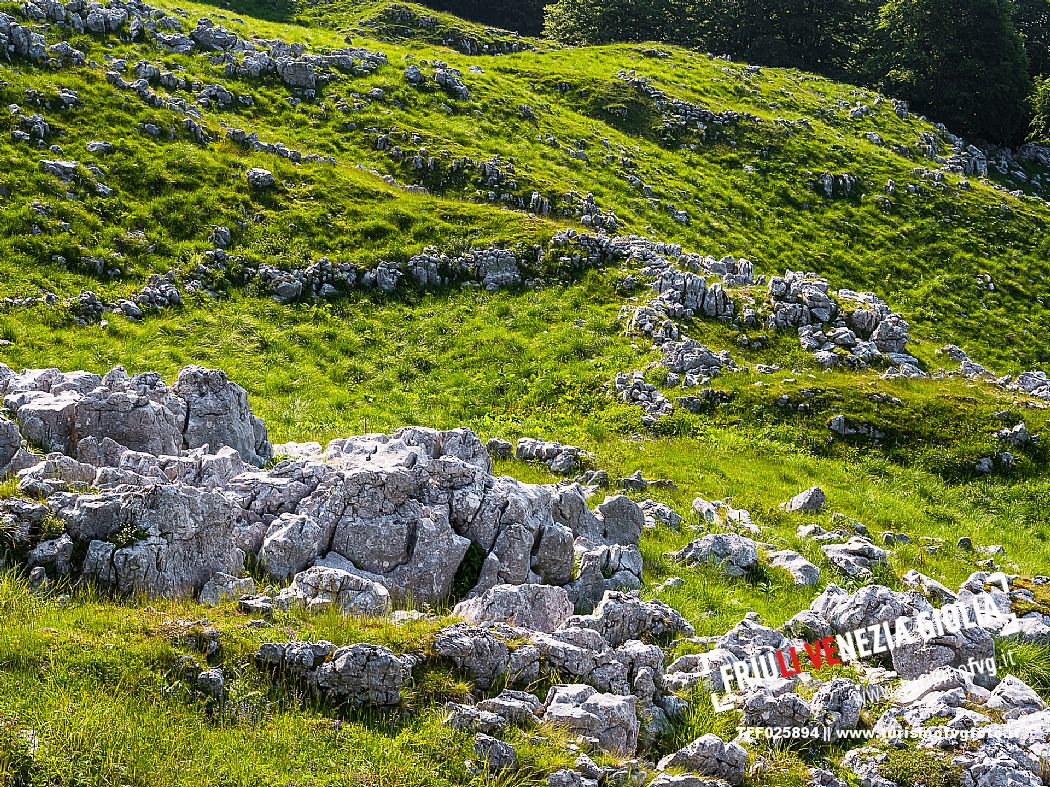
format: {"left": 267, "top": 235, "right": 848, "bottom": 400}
{"left": 2, "top": 0, "right": 1048, "bottom": 366}
{"left": 3, "top": 1, "right": 1050, "bottom": 785}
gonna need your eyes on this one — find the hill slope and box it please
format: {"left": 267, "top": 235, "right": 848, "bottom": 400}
{"left": 2, "top": 1, "right": 1050, "bottom": 786}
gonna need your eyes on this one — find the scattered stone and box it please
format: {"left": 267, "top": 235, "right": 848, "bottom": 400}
{"left": 780, "top": 487, "right": 826, "bottom": 514}
{"left": 671, "top": 533, "right": 759, "bottom": 577}
{"left": 766, "top": 549, "right": 820, "bottom": 586}
{"left": 472, "top": 733, "right": 517, "bottom": 773}
{"left": 246, "top": 167, "right": 276, "bottom": 188}
{"left": 657, "top": 734, "right": 747, "bottom": 786}
{"left": 821, "top": 538, "right": 887, "bottom": 578}
{"left": 198, "top": 573, "right": 255, "bottom": 606}
{"left": 543, "top": 684, "right": 639, "bottom": 756}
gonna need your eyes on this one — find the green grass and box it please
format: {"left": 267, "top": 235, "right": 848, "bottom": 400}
{"left": 878, "top": 745, "right": 961, "bottom": 787}
{"left": 3, "top": 0, "right": 1050, "bottom": 784}
{"left": 1, "top": 0, "right": 1047, "bottom": 368}
{"left": 0, "top": 572, "right": 590, "bottom": 786}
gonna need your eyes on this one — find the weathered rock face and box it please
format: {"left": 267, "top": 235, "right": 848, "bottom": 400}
{"left": 843, "top": 668, "right": 1050, "bottom": 787}
{"left": 290, "top": 433, "right": 474, "bottom": 604}
{"left": 657, "top": 734, "right": 747, "bottom": 786}
{"left": 1, "top": 364, "right": 272, "bottom": 467}
{"left": 767, "top": 549, "right": 821, "bottom": 586}
{"left": 315, "top": 644, "right": 411, "bottom": 706}
{"left": 256, "top": 640, "right": 412, "bottom": 707}
{"left": 741, "top": 680, "right": 813, "bottom": 729}
{"left": 820, "top": 537, "right": 886, "bottom": 578}
{"left": 55, "top": 483, "right": 241, "bottom": 597}
{"left": 453, "top": 583, "right": 574, "bottom": 633}
{"left": 561, "top": 591, "right": 694, "bottom": 647}
{"left": 3, "top": 366, "right": 648, "bottom": 609}
{"left": 173, "top": 366, "right": 272, "bottom": 466}
{"left": 198, "top": 572, "right": 255, "bottom": 606}
{"left": 780, "top": 486, "right": 826, "bottom": 514}
{"left": 542, "top": 684, "right": 639, "bottom": 756}
{"left": 671, "top": 533, "right": 759, "bottom": 577}
{"left": 0, "top": 414, "right": 24, "bottom": 472}
{"left": 275, "top": 566, "right": 392, "bottom": 616}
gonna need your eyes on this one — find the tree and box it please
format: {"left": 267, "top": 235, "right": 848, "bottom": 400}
{"left": 543, "top": 0, "right": 689, "bottom": 46}
{"left": 751, "top": 0, "right": 881, "bottom": 78}
{"left": 1032, "top": 77, "right": 1050, "bottom": 140}
{"left": 878, "top": 0, "right": 1033, "bottom": 142}
{"left": 1014, "top": 0, "right": 1050, "bottom": 76}
{"left": 416, "top": 0, "right": 552, "bottom": 36}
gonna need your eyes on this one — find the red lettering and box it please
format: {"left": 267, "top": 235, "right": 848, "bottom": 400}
{"left": 804, "top": 640, "right": 825, "bottom": 670}
{"left": 776, "top": 649, "right": 798, "bottom": 678}
{"left": 822, "top": 637, "right": 842, "bottom": 666}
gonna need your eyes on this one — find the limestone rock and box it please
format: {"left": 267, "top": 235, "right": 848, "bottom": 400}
{"left": 314, "top": 643, "right": 412, "bottom": 707}
{"left": 173, "top": 365, "right": 272, "bottom": 466}
{"left": 454, "top": 584, "right": 573, "bottom": 633}
{"left": 657, "top": 734, "right": 747, "bottom": 786}
{"left": 560, "top": 590, "right": 694, "bottom": 646}
{"left": 276, "top": 566, "right": 391, "bottom": 616}
{"left": 780, "top": 487, "right": 826, "bottom": 514}
{"left": 472, "top": 733, "right": 517, "bottom": 773}
{"left": 671, "top": 533, "right": 759, "bottom": 577}
{"left": 246, "top": 167, "right": 276, "bottom": 188}
{"left": 767, "top": 549, "right": 820, "bottom": 586}
{"left": 198, "top": 572, "right": 256, "bottom": 606}
{"left": 543, "top": 684, "right": 639, "bottom": 755}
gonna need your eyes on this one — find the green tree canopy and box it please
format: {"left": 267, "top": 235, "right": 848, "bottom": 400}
{"left": 1014, "top": 0, "right": 1050, "bottom": 76}
{"left": 878, "top": 0, "right": 1033, "bottom": 142}
{"left": 543, "top": 0, "right": 688, "bottom": 46}
{"left": 1032, "top": 76, "right": 1050, "bottom": 140}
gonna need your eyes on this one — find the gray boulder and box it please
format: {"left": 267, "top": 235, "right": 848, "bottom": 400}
{"left": 17, "top": 453, "right": 95, "bottom": 496}
{"left": 259, "top": 513, "right": 325, "bottom": 580}
{"left": 810, "top": 584, "right": 926, "bottom": 633}
{"left": 901, "top": 569, "right": 956, "bottom": 604}
{"left": 810, "top": 677, "right": 863, "bottom": 731}
{"left": 472, "top": 733, "right": 517, "bottom": 773}
{"left": 58, "top": 483, "right": 241, "bottom": 597}
{"left": 246, "top": 167, "right": 276, "bottom": 188}
{"left": 767, "top": 549, "right": 820, "bottom": 586}
{"left": 196, "top": 668, "right": 225, "bottom": 699}
{"left": 542, "top": 684, "right": 639, "bottom": 755}
{"left": 173, "top": 366, "right": 272, "bottom": 466}
{"left": 657, "top": 734, "right": 747, "bottom": 786}
{"left": 560, "top": 590, "right": 694, "bottom": 646}
{"left": 780, "top": 486, "right": 826, "bottom": 514}
{"left": 198, "top": 572, "right": 256, "bottom": 606}
{"left": 986, "top": 675, "right": 1047, "bottom": 720}
{"left": 12, "top": 390, "right": 80, "bottom": 454}
{"left": 276, "top": 566, "right": 391, "bottom": 616}
{"left": 445, "top": 703, "right": 507, "bottom": 735}
{"left": 639, "top": 499, "right": 683, "bottom": 530}
{"left": 314, "top": 643, "right": 412, "bottom": 707}
{"left": 432, "top": 623, "right": 510, "bottom": 691}
{"left": 821, "top": 537, "right": 887, "bottom": 578}
{"left": 27, "top": 533, "right": 74, "bottom": 575}
{"left": 741, "top": 681, "right": 812, "bottom": 728}
{"left": 671, "top": 533, "right": 759, "bottom": 577}
{"left": 891, "top": 624, "right": 997, "bottom": 689}
{"left": 454, "top": 583, "right": 573, "bottom": 633}
{"left": 73, "top": 386, "right": 182, "bottom": 457}
{"left": 477, "top": 690, "right": 542, "bottom": 727}
{"left": 0, "top": 414, "right": 21, "bottom": 473}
